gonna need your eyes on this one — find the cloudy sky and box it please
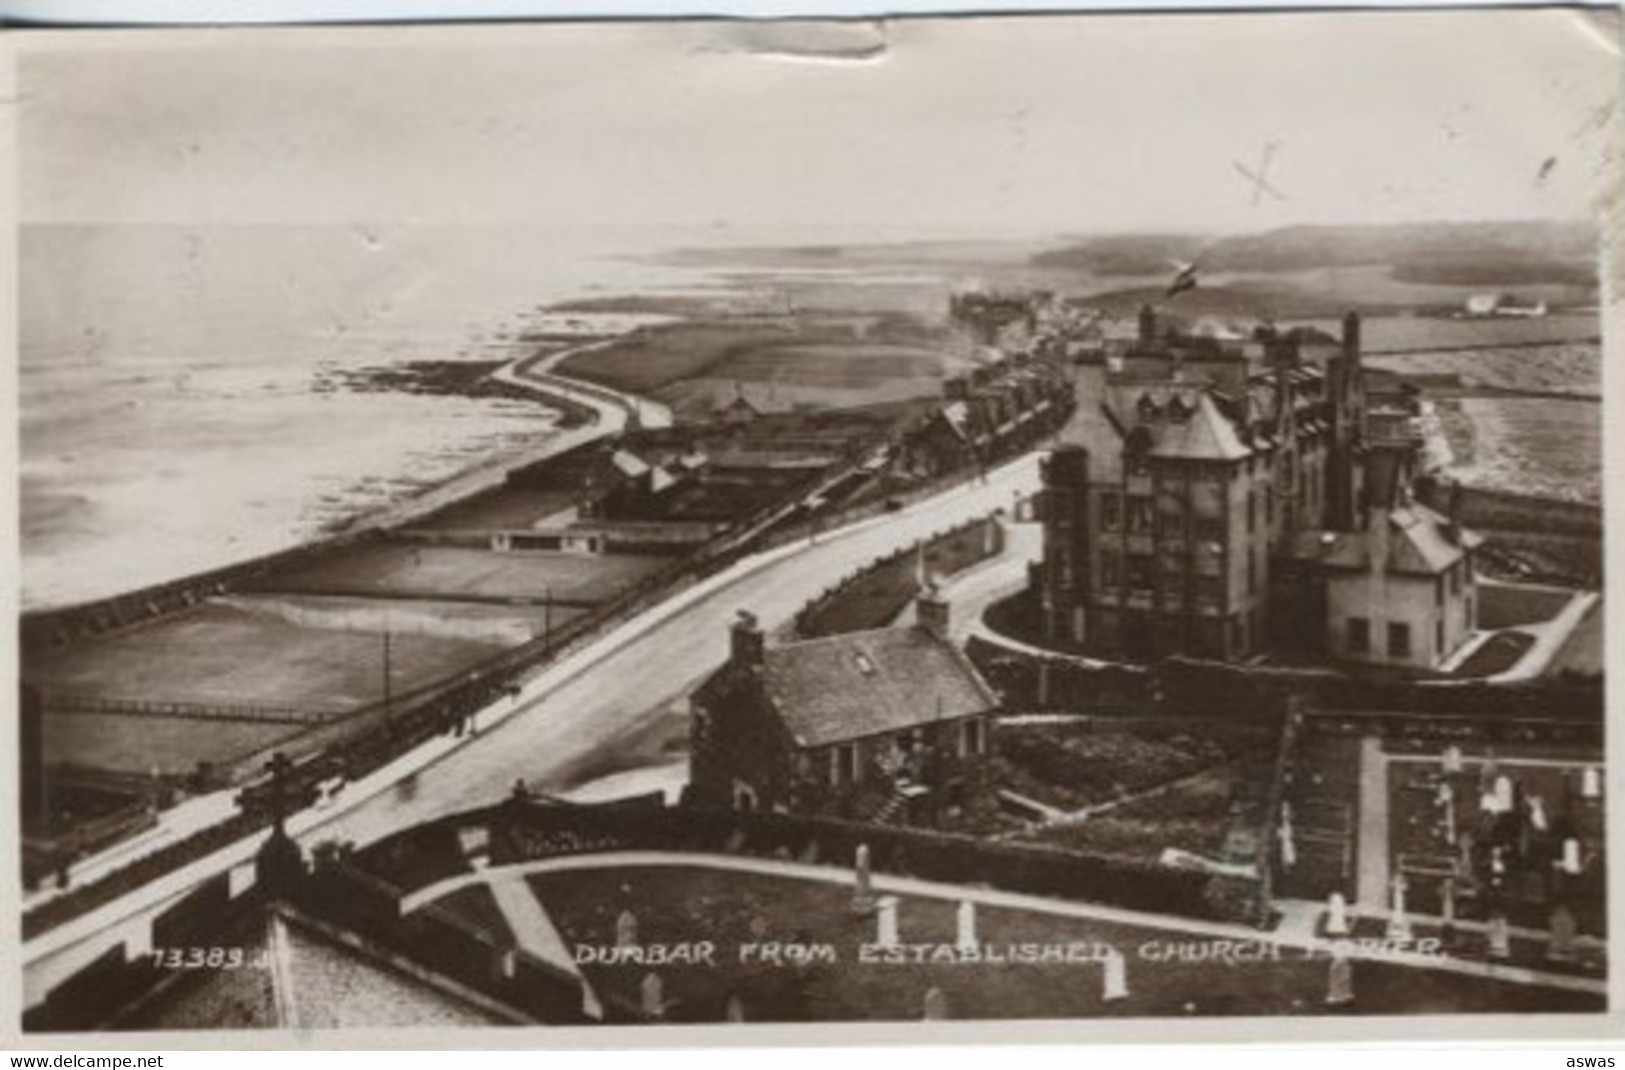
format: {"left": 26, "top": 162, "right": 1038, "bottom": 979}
{"left": 18, "top": 10, "right": 1620, "bottom": 237}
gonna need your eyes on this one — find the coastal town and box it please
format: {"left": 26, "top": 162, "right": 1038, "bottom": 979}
{"left": 20, "top": 259, "right": 1607, "bottom": 1029}
{"left": 14, "top": 9, "right": 1615, "bottom": 1041}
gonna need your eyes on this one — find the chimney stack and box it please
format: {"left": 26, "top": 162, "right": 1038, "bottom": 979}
{"left": 731, "top": 610, "right": 765, "bottom": 667}
{"left": 916, "top": 583, "right": 951, "bottom": 641}
{"left": 1138, "top": 304, "right": 1157, "bottom": 344}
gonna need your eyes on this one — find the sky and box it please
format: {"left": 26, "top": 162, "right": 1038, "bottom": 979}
{"left": 17, "top": 10, "right": 1621, "bottom": 239}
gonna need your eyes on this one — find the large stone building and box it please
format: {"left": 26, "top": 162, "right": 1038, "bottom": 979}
{"left": 688, "top": 593, "right": 998, "bottom": 826}
{"left": 1037, "top": 306, "right": 1480, "bottom": 670}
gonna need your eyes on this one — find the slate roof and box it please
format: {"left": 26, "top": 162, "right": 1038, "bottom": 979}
{"left": 714, "top": 626, "right": 998, "bottom": 749}
{"left": 1283, "top": 501, "right": 1484, "bottom": 576}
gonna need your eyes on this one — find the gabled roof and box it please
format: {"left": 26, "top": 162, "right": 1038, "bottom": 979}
{"left": 1283, "top": 501, "right": 1484, "bottom": 577}
{"left": 1146, "top": 391, "right": 1252, "bottom": 462}
{"left": 760, "top": 627, "right": 998, "bottom": 747}
{"left": 698, "top": 626, "right": 998, "bottom": 750}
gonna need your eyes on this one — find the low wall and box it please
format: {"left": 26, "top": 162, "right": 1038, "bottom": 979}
{"left": 356, "top": 798, "right": 1266, "bottom": 931}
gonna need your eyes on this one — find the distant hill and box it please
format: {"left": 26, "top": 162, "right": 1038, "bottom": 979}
{"left": 1033, "top": 221, "right": 1597, "bottom": 285}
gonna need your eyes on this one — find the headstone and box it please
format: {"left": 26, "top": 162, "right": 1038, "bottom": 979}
{"left": 640, "top": 972, "right": 666, "bottom": 1020}
{"left": 956, "top": 901, "right": 978, "bottom": 952}
{"left": 1325, "top": 892, "right": 1350, "bottom": 937}
{"left": 1561, "top": 837, "right": 1582, "bottom": 875}
{"left": 1487, "top": 915, "right": 1512, "bottom": 960}
{"left": 876, "top": 896, "right": 900, "bottom": 948}
{"left": 851, "top": 844, "right": 877, "bottom": 916}
{"left": 1529, "top": 796, "right": 1549, "bottom": 833}
{"left": 1386, "top": 874, "right": 1412, "bottom": 943}
{"left": 1442, "top": 745, "right": 1463, "bottom": 775}
{"left": 1443, "top": 791, "right": 1457, "bottom": 846}
{"left": 1435, "top": 781, "right": 1453, "bottom": 807}
{"left": 1581, "top": 766, "right": 1601, "bottom": 800}
{"left": 1440, "top": 877, "right": 1456, "bottom": 925}
{"left": 1325, "top": 951, "right": 1354, "bottom": 1006}
{"left": 1279, "top": 823, "right": 1297, "bottom": 871}
{"left": 1102, "top": 949, "right": 1129, "bottom": 1002}
{"left": 1493, "top": 775, "right": 1515, "bottom": 813}
{"left": 1547, "top": 905, "right": 1578, "bottom": 963}
{"left": 749, "top": 914, "right": 769, "bottom": 941}
{"left": 922, "top": 986, "right": 949, "bottom": 1021}
{"left": 1458, "top": 830, "right": 1475, "bottom": 874}
{"left": 616, "top": 909, "right": 639, "bottom": 949}
{"left": 1479, "top": 788, "right": 1500, "bottom": 815}
{"left": 1491, "top": 847, "right": 1507, "bottom": 877}
{"left": 725, "top": 993, "right": 746, "bottom": 1023}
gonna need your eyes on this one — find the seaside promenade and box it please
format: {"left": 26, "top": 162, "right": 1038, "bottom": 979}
{"left": 22, "top": 444, "right": 1043, "bottom": 1010}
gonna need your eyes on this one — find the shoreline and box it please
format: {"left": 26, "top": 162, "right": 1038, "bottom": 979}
{"left": 20, "top": 315, "right": 669, "bottom": 625}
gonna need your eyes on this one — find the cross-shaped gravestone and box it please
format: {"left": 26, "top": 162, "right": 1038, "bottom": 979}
{"left": 1386, "top": 874, "right": 1412, "bottom": 943}
{"left": 1581, "top": 766, "right": 1601, "bottom": 800}
{"left": 725, "top": 993, "right": 746, "bottom": 1023}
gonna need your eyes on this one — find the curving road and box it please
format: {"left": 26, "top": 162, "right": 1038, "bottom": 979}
{"left": 24, "top": 453, "right": 1043, "bottom": 1007}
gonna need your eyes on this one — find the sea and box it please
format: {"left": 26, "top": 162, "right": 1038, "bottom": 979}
{"left": 19, "top": 224, "right": 731, "bottom": 611}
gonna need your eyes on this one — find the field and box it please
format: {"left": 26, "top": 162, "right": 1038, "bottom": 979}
{"left": 407, "top": 486, "right": 581, "bottom": 532}
{"left": 42, "top": 711, "right": 308, "bottom": 778}
{"left": 554, "top": 313, "right": 962, "bottom": 422}
{"left": 254, "top": 542, "right": 671, "bottom": 606}
{"left": 523, "top": 864, "right": 1600, "bottom": 1020}
{"left": 27, "top": 601, "right": 507, "bottom": 714}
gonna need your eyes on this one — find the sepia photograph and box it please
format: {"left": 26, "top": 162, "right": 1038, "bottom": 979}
{"left": 9, "top": 7, "right": 1621, "bottom": 1041}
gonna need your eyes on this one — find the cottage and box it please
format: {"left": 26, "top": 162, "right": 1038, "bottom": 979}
{"left": 688, "top": 593, "right": 999, "bottom": 827}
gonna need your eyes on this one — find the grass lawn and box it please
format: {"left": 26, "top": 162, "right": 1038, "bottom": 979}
{"left": 526, "top": 865, "right": 1601, "bottom": 1021}
{"left": 799, "top": 520, "right": 999, "bottom": 637}
{"left": 1476, "top": 583, "right": 1579, "bottom": 629}
{"left": 28, "top": 601, "right": 507, "bottom": 714}
{"left": 255, "top": 542, "right": 670, "bottom": 606}
{"left": 1453, "top": 632, "right": 1537, "bottom": 678}
{"left": 993, "top": 719, "right": 1272, "bottom": 810}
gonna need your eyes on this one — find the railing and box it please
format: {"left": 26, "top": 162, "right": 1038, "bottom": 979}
{"left": 39, "top": 691, "right": 342, "bottom": 727}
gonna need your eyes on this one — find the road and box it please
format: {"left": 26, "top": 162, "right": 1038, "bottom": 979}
{"left": 24, "top": 453, "right": 1043, "bottom": 1007}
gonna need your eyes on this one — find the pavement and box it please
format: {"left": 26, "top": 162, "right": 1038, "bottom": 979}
{"left": 23, "top": 452, "right": 1043, "bottom": 1006}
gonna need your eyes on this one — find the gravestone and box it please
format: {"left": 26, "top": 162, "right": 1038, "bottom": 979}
{"left": 876, "top": 896, "right": 900, "bottom": 948}
{"left": 1442, "top": 745, "right": 1463, "bottom": 775}
{"left": 922, "top": 987, "right": 949, "bottom": 1021}
{"left": 641, "top": 972, "right": 666, "bottom": 1020}
{"left": 1280, "top": 824, "right": 1296, "bottom": 871}
{"left": 1325, "top": 892, "right": 1350, "bottom": 937}
{"left": 1102, "top": 949, "right": 1129, "bottom": 1002}
{"left": 851, "top": 844, "right": 877, "bottom": 916}
{"left": 1440, "top": 877, "right": 1456, "bottom": 925}
{"left": 1325, "top": 951, "right": 1354, "bottom": 1007}
{"left": 1581, "top": 766, "right": 1601, "bottom": 800}
{"left": 616, "top": 909, "right": 639, "bottom": 950}
{"left": 1561, "top": 838, "right": 1582, "bottom": 876}
{"left": 1547, "top": 905, "right": 1578, "bottom": 963}
{"left": 1529, "top": 796, "right": 1549, "bottom": 833}
{"left": 1442, "top": 790, "right": 1457, "bottom": 846}
{"left": 1487, "top": 915, "right": 1512, "bottom": 960}
{"left": 1386, "top": 874, "right": 1412, "bottom": 943}
{"left": 725, "top": 993, "right": 746, "bottom": 1023}
{"left": 956, "top": 901, "right": 978, "bottom": 953}
{"left": 1493, "top": 775, "right": 1515, "bottom": 814}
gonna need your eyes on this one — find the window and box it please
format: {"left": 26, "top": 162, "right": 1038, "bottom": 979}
{"left": 1127, "top": 554, "right": 1154, "bottom": 591}
{"left": 1436, "top": 619, "right": 1445, "bottom": 657}
{"left": 1248, "top": 552, "right": 1256, "bottom": 594}
{"left": 1388, "top": 621, "right": 1412, "bottom": 660}
{"left": 1266, "top": 487, "right": 1276, "bottom": 525}
{"left": 1101, "top": 551, "right": 1122, "bottom": 590}
{"left": 1436, "top": 576, "right": 1445, "bottom": 610}
{"left": 1192, "top": 516, "right": 1224, "bottom": 544}
{"left": 1247, "top": 490, "right": 1256, "bottom": 534}
{"left": 1449, "top": 563, "right": 1462, "bottom": 596}
{"left": 831, "top": 744, "right": 858, "bottom": 787}
{"left": 1127, "top": 497, "right": 1155, "bottom": 534}
{"left": 1156, "top": 488, "right": 1186, "bottom": 536}
{"left": 1193, "top": 576, "right": 1222, "bottom": 609}
{"left": 1348, "top": 617, "right": 1370, "bottom": 655}
{"left": 1100, "top": 493, "right": 1122, "bottom": 532}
